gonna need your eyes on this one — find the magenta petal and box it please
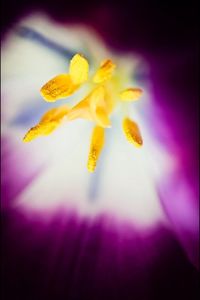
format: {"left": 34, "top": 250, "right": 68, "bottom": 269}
{"left": 159, "top": 172, "right": 199, "bottom": 268}
{"left": 1, "top": 137, "right": 45, "bottom": 209}
{"left": 2, "top": 210, "right": 199, "bottom": 300}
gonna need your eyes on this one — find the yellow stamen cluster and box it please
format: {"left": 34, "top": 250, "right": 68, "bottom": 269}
{"left": 23, "top": 53, "right": 143, "bottom": 172}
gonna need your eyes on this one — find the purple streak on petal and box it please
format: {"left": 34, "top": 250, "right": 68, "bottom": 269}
{"left": 159, "top": 172, "right": 199, "bottom": 268}
{"left": 11, "top": 99, "right": 54, "bottom": 127}
{"left": 150, "top": 49, "right": 198, "bottom": 161}
{"left": 15, "top": 26, "right": 76, "bottom": 59}
{"left": 140, "top": 50, "right": 199, "bottom": 268}
{"left": 1, "top": 137, "right": 46, "bottom": 209}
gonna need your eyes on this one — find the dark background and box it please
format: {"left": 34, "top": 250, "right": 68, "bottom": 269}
{"left": 1, "top": 0, "right": 199, "bottom": 54}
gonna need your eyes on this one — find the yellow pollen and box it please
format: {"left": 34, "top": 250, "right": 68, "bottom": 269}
{"left": 122, "top": 117, "right": 143, "bottom": 147}
{"left": 40, "top": 74, "right": 77, "bottom": 102}
{"left": 93, "top": 59, "right": 116, "bottom": 83}
{"left": 69, "top": 53, "right": 89, "bottom": 85}
{"left": 23, "top": 105, "right": 69, "bottom": 142}
{"left": 87, "top": 126, "right": 105, "bottom": 172}
{"left": 120, "top": 88, "right": 143, "bottom": 101}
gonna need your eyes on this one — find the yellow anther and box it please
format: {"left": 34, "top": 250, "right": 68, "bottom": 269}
{"left": 23, "top": 122, "right": 58, "bottom": 142}
{"left": 69, "top": 53, "right": 89, "bottom": 85}
{"left": 93, "top": 59, "right": 116, "bottom": 83}
{"left": 87, "top": 126, "right": 105, "bottom": 172}
{"left": 40, "top": 74, "right": 77, "bottom": 102}
{"left": 120, "top": 88, "right": 143, "bottom": 101}
{"left": 23, "top": 105, "right": 69, "bottom": 142}
{"left": 122, "top": 117, "right": 143, "bottom": 147}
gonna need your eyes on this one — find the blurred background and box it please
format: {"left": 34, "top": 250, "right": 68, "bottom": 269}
{"left": 1, "top": 0, "right": 199, "bottom": 299}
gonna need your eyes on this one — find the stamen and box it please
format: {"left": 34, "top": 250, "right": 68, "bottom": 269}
{"left": 23, "top": 105, "right": 69, "bottom": 142}
{"left": 23, "top": 122, "right": 58, "bottom": 142}
{"left": 87, "top": 126, "right": 105, "bottom": 172}
{"left": 122, "top": 117, "right": 143, "bottom": 147}
{"left": 23, "top": 51, "right": 143, "bottom": 171}
{"left": 95, "top": 107, "right": 111, "bottom": 128}
{"left": 120, "top": 88, "right": 143, "bottom": 101}
{"left": 40, "top": 74, "right": 77, "bottom": 102}
{"left": 93, "top": 59, "right": 116, "bottom": 83}
{"left": 69, "top": 53, "right": 89, "bottom": 85}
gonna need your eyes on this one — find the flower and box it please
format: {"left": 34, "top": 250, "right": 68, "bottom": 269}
{"left": 2, "top": 13, "right": 198, "bottom": 273}
{"left": 1, "top": 12, "right": 199, "bottom": 300}
{"left": 23, "top": 53, "right": 143, "bottom": 172}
